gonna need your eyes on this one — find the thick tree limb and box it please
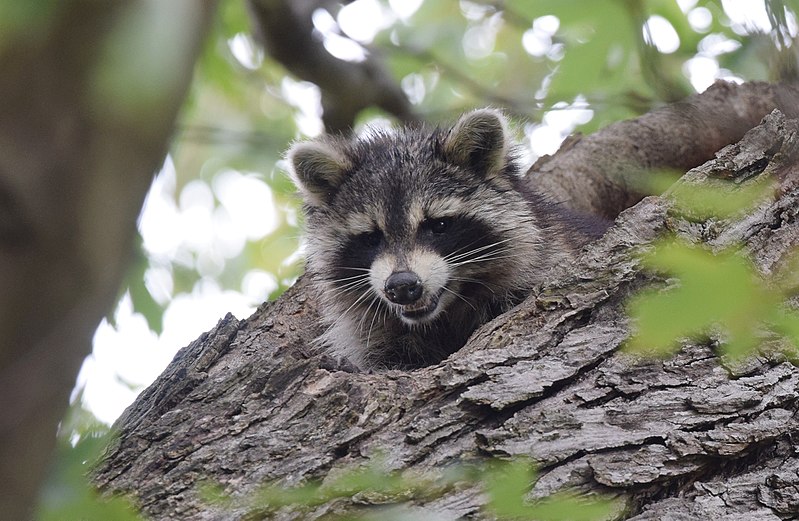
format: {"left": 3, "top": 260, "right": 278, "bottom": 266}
{"left": 0, "top": 3, "right": 215, "bottom": 519}
{"left": 530, "top": 81, "right": 799, "bottom": 220}
{"left": 95, "top": 89, "right": 799, "bottom": 520}
{"left": 247, "top": 0, "right": 417, "bottom": 133}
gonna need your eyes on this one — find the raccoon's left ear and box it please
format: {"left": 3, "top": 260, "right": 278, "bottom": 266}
{"left": 287, "top": 140, "right": 351, "bottom": 207}
{"left": 443, "top": 108, "right": 510, "bottom": 178}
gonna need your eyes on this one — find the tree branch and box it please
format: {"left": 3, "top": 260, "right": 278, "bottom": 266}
{"left": 247, "top": 0, "right": 418, "bottom": 133}
{"left": 94, "top": 84, "right": 799, "bottom": 519}
{"left": 529, "top": 81, "right": 799, "bottom": 220}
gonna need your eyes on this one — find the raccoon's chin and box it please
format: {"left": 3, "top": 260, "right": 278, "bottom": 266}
{"left": 397, "top": 290, "right": 443, "bottom": 324}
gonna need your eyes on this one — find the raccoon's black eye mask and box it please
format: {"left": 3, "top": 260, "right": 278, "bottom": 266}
{"left": 356, "top": 229, "right": 382, "bottom": 249}
{"left": 350, "top": 217, "right": 452, "bottom": 252}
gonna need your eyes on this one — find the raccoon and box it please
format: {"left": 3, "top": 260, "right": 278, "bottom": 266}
{"left": 287, "top": 109, "right": 606, "bottom": 369}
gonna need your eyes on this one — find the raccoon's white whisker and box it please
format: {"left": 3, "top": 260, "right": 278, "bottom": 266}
{"left": 445, "top": 247, "right": 520, "bottom": 268}
{"left": 444, "top": 235, "right": 517, "bottom": 262}
{"left": 448, "top": 276, "right": 496, "bottom": 294}
{"left": 326, "top": 271, "right": 371, "bottom": 284}
{"left": 330, "top": 275, "right": 370, "bottom": 286}
{"left": 328, "top": 278, "right": 371, "bottom": 295}
{"left": 367, "top": 307, "right": 388, "bottom": 342}
{"left": 326, "top": 283, "right": 371, "bottom": 302}
{"left": 441, "top": 285, "right": 477, "bottom": 311}
{"left": 358, "top": 294, "right": 380, "bottom": 329}
{"left": 450, "top": 244, "right": 513, "bottom": 259}
{"left": 444, "top": 244, "right": 526, "bottom": 265}
{"left": 444, "top": 237, "right": 517, "bottom": 263}
{"left": 322, "top": 284, "right": 377, "bottom": 337}
{"left": 326, "top": 273, "right": 371, "bottom": 293}
{"left": 377, "top": 306, "right": 387, "bottom": 329}
{"left": 360, "top": 295, "right": 382, "bottom": 345}
{"left": 448, "top": 250, "right": 529, "bottom": 267}
{"left": 331, "top": 266, "right": 372, "bottom": 273}
{"left": 452, "top": 235, "right": 516, "bottom": 251}
{"left": 349, "top": 286, "right": 376, "bottom": 311}
{"left": 453, "top": 252, "right": 526, "bottom": 266}
{"left": 329, "top": 277, "right": 370, "bottom": 291}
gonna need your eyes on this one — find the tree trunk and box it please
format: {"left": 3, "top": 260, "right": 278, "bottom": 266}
{"left": 94, "top": 84, "right": 799, "bottom": 520}
{"left": 0, "top": 3, "right": 215, "bottom": 519}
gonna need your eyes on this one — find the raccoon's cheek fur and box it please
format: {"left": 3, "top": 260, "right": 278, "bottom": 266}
{"left": 370, "top": 251, "right": 451, "bottom": 324}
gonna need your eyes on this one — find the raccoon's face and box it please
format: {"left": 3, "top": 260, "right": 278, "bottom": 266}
{"left": 328, "top": 195, "right": 517, "bottom": 326}
{"left": 289, "top": 109, "right": 537, "bottom": 329}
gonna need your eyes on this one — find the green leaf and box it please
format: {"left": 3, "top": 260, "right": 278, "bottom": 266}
{"left": 119, "top": 235, "right": 164, "bottom": 333}
{"left": 484, "top": 459, "right": 619, "bottom": 520}
{"left": 36, "top": 404, "right": 143, "bottom": 521}
{"left": 633, "top": 170, "right": 774, "bottom": 221}
{"left": 527, "top": 492, "right": 619, "bottom": 521}
{"left": 627, "top": 240, "right": 777, "bottom": 358}
{"left": 485, "top": 459, "right": 538, "bottom": 518}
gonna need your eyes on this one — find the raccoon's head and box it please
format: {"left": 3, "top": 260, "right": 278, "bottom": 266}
{"left": 288, "top": 109, "right": 540, "bottom": 333}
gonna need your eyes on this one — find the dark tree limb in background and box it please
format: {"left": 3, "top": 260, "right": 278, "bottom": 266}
{"left": 247, "top": 0, "right": 418, "bottom": 133}
{"left": 94, "top": 84, "right": 799, "bottom": 520}
{"left": 0, "top": 2, "right": 216, "bottom": 519}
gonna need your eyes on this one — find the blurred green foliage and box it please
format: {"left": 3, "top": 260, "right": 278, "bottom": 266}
{"left": 626, "top": 239, "right": 791, "bottom": 359}
{"left": 648, "top": 174, "right": 776, "bottom": 221}
{"left": 483, "top": 459, "right": 618, "bottom": 520}
{"left": 202, "top": 456, "right": 619, "bottom": 520}
{"left": 626, "top": 176, "right": 799, "bottom": 360}
{"left": 36, "top": 402, "right": 142, "bottom": 521}
{"left": 0, "top": 0, "right": 59, "bottom": 51}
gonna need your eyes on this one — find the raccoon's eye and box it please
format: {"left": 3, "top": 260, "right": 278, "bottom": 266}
{"left": 357, "top": 229, "right": 382, "bottom": 248}
{"left": 422, "top": 217, "right": 452, "bottom": 234}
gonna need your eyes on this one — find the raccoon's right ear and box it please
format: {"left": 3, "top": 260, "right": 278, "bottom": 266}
{"left": 287, "top": 141, "right": 351, "bottom": 207}
{"left": 443, "top": 108, "right": 510, "bottom": 179}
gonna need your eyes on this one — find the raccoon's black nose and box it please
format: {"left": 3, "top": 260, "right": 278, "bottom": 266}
{"left": 384, "top": 271, "right": 423, "bottom": 304}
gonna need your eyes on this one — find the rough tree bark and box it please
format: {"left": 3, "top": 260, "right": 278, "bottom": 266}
{"left": 93, "top": 82, "right": 799, "bottom": 520}
{"left": 0, "top": 3, "right": 215, "bottom": 519}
